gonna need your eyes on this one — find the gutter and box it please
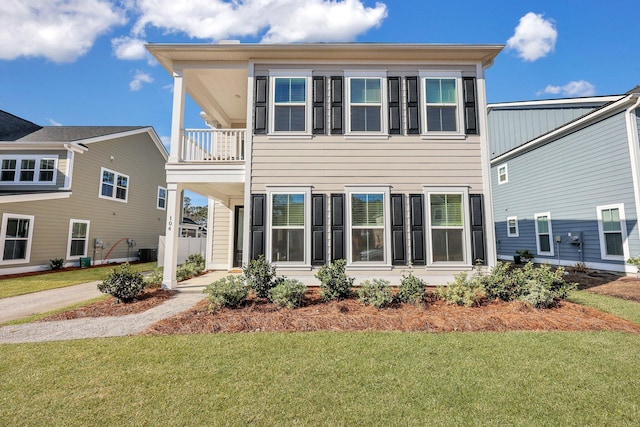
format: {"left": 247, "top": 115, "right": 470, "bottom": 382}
{"left": 624, "top": 95, "right": 640, "bottom": 240}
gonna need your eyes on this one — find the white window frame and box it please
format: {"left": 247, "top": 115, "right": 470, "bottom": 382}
{"left": 344, "top": 71, "right": 388, "bottom": 136}
{"left": 498, "top": 164, "right": 508, "bottom": 185}
{"left": 0, "top": 213, "right": 35, "bottom": 265}
{"left": 265, "top": 186, "right": 311, "bottom": 267}
{"left": 345, "top": 185, "right": 391, "bottom": 267}
{"left": 507, "top": 216, "right": 519, "bottom": 237}
{"left": 67, "top": 219, "right": 90, "bottom": 260}
{"left": 596, "top": 204, "right": 629, "bottom": 261}
{"left": 157, "top": 186, "right": 167, "bottom": 210}
{"left": 420, "top": 71, "right": 465, "bottom": 137}
{"left": 99, "top": 167, "right": 129, "bottom": 203}
{"left": 268, "top": 70, "right": 312, "bottom": 136}
{"left": 424, "top": 186, "right": 471, "bottom": 267}
{"left": 0, "top": 155, "right": 58, "bottom": 185}
{"left": 534, "top": 212, "right": 554, "bottom": 256}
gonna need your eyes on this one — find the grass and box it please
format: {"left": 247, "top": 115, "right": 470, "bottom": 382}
{"left": 569, "top": 290, "right": 640, "bottom": 325}
{"left": 0, "top": 262, "right": 157, "bottom": 299}
{"left": 0, "top": 295, "right": 110, "bottom": 327}
{"left": 1, "top": 331, "right": 639, "bottom": 426}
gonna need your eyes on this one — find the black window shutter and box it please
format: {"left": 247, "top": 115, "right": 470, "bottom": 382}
{"left": 331, "top": 193, "right": 345, "bottom": 261}
{"left": 312, "top": 194, "right": 326, "bottom": 265}
{"left": 406, "top": 76, "right": 420, "bottom": 134}
{"left": 330, "top": 76, "right": 343, "bottom": 135}
{"left": 469, "top": 194, "right": 486, "bottom": 265}
{"left": 254, "top": 76, "right": 268, "bottom": 134}
{"left": 250, "top": 194, "right": 265, "bottom": 260}
{"left": 313, "top": 76, "right": 325, "bottom": 135}
{"left": 409, "top": 194, "right": 426, "bottom": 265}
{"left": 463, "top": 77, "right": 478, "bottom": 135}
{"left": 388, "top": 77, "right": 401, "bottom": 135}
{"left": 391, "top": 194, "right": 406, "bottom": 265}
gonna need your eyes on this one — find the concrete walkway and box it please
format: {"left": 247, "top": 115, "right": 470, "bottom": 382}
{"left": 0, "top": 271, "right": 230, "bottom": 344}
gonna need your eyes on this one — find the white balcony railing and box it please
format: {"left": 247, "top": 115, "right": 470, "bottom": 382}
{"left": 182, "top": 129, "right": 246, "bottom": 162}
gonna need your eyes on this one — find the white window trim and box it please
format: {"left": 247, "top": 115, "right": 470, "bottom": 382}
{"left": 424, "top": 186, "right": 471, "bottom": 267}
{"left": 507, "top": 216, "right": 519, "bottom": 237}
{"left": 498, "top": 163, "right": 508, "bottom": 185}
{"left": 157, "top": 186, "right": 167, "bottom": 210}
{"left": 265, "top": 186, "right": 312, "bottom": 268}
{"left": 596, "top": 203, "right": 629, "bottom": 261}
{"left": 99, "top": 167, "right": 129, "bottom": 203}
{"left": 534, "top": 212, "right": 554, "bottom": 256}
{"left": 419, "top": 71, "right": 464, "bottom": 137}
{"left": 344, "top": 71, "right": 388, "bottom": 136}
{"left": 344, "top": 185, "right": 391, "bottom": 268}
{"left": 0, "top": 155, "right": 58, "bottom": 185}
{"left": 66, "top": 219, "right": 90, "bottom": 260}
{"left": 268, "top": 70, "right": 312, "bottom": 136}
{"left": 0, "top": 213, "right": 35, "bottom": 265}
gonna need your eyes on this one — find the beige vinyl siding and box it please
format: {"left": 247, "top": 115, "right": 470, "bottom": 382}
{"left": 0, "top": 132, "right": 167, "bottom": 270}
{"left": 211, "top": 202, "right": 231, "bottom": 267}
{"left": 251, "top": 136, "right": 483, "bottom": 193}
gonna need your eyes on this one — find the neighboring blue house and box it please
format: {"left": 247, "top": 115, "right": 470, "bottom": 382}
{"left": 489, "top": 88, "right": 640, "bottom": 273}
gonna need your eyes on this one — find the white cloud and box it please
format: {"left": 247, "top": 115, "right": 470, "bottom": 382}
{"left": 129, "top": 0, "right": 387, "bottom": 43}
{"left": 538, "top": 80, "right": 596, "bottom": 97}
{"left": 112, "top": 36, "right": 147, "bottom": 60}
{"left": 47, "top": 118, "right": 63, "bottom": 126}
{"left": 507, "top": 12, "right": 557, "bottom": 62}
{"left": 0, "top": 0, "right": 126, "bottom": 62}
{"left": 129, "top": 71, "right": 154, "bottom": 91}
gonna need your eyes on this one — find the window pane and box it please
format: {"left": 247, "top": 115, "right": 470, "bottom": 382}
{"left": 432, "top": 229, "right": 464, "bottom": 262}
{"left": 72, "top": 222, "right": 87, "bottom": 238}
{"left": 3, "top": 240, "right": 26, "bottom": 260}
{"left": 102, "top": 183, "right": 113, "bottom": 197}
{"left": 440, "top": 79, "right": 457, "bottom": 103}
{"left": 427, "top": 106, "right": 457, "bottom": 132}
{"left": 70, "top": 240, "right": 86, "bottom": 257}
{"left": 116, "top": 187, "right": 127, "bottom": 200}
{"left": 350, "top": 78, "right": 366, "bottom": 103}
{"left": 272, "top": 194, "right": 305, "bottom": 227}
{"left": 431, "top": 194, "right": 462, "bottom": 227}
{"left": 352, "top": 194, "right": 384, "bottom": 227}
{"left": 605, "top": 233, "right": 623, "bottom": 256}
{"left": 426, "top": 79, "right": 441, "bottom": 103}
{"left": 117, "top": 175, "right": 128, "bottom": 188}
{"left": 352, "top": 228, "right": 384, "bottom": 261}
{"left": 602, "top": 208, "right": 621, "bottom": 232}
{"left": 539, "top": 234, "right": 551, "bottom": 252}
{"left": 351, "top": 78, "right": 380, "bottom": 103}
{"left": 102, "top": 171, "right": 114, "bottom": 184}
{"left": 40, "top": 159, "right": 55, "bottom": 181}
{"left": 6, "top": 218, "right": 30, "bottom": 238}
{"left": 272, "top": 229, "right": 304, "bottom": 262}
{"left": 364, "top": 79, "right": 381, "bottom": 103}
{"left": 537, "top": 216, "right": 549, "bottom": 233}
{"left": 351, "top": 106, "right": 381, "bottom": 132}
{"left": 275, "top": 78, "right": 306, "bottom": 103}
{"left": 274, "top": 106, "right": 306, "bottom": 131}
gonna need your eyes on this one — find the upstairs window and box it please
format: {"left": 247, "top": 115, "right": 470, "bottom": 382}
{"left": 100, "top": 167, "right": 128, "bottom": 202}
{"left": 421, "top": 72, "right": 463, "bottom": 135}
{"left": 498, "top": 164, "right": 508, "bottom": 184}
{"left": 274, "top": 77, "right": 306, "bottom": 132}
{"left": 157, "top": 187, "right": 167, "bottom": 210}
{"left": 349, "top": 78, "right": 382, "bottom": 132}
{"left": 0, "top": 156, "right": 58, "bottom": 184}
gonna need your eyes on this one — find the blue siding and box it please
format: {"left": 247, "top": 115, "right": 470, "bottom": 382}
{"left": 492, "top": 111, "right": 639, "bottom": 269}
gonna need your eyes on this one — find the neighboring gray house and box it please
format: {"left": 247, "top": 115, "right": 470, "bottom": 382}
{"left": 489, "top": 89, "right": 640, "bottom": 273}
{"left": 145, "top": 42, "right": 503, "bottom": 288}
{"left": 0, "top": 110, "right": 168, "bottom": 275}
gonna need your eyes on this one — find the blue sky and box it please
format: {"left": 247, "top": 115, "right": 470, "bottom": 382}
{"left": 1, "top": 1, "right": 638, "bottom": 205}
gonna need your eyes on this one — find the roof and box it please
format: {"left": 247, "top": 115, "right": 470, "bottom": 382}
{"left": 0, "top": 110, "right": 42, "bottom": 141}
{"left": 13, "top": 126, "right": 146, "bottom": 142}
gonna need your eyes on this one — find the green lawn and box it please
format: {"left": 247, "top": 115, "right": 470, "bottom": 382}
{"left": 1, "top": 331, "right": 639, "bottom": 426}
{"left": 0, "top": 262, "right": 157, "bottom": 299}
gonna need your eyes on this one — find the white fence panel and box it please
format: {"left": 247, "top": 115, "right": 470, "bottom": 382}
{"left": 158, "top": 236, "right": 206, "bottom": 267}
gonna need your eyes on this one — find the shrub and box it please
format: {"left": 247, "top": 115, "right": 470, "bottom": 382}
{"left": 516, "top": 249, "right": 534, "bottom": 262}
{"left": 176, "top": 254, "right": 206, "bottom": 282}
{"left": 358, "top": 279, "right": 393, "bottom": 308}
{"left": 437, "top": 271, "right": 487, "bottom": 307}
{"left": 204, "top": 275, "right": 248, "bottom": 312}
{"left": 268, "top": 278, "right": 307, "bottom": 308}
{"left": 49, "top": 258, "right": 64, "bottom": 270}
{"left": 243, "top": 255, "right": 278, "bottom": 298}
{"left": 482, "top": 262, "right": 524, "bottom": 301}
{"left": 395, "top": 271, "right": 427, "bottom": 304}
{"left": 315, "top": 259, "right": 354, "bottom": 301}
{"left": 98, "top": 263, "right": 145, "bottom": 303}
{"left": 144, "top": 267, "right": 164, "bottom": 288}
{"left": 186, "top": 253, "right": 205, "bottom": 270}
{"left": 519, "top": 280, "right": 556, "bottom": 308}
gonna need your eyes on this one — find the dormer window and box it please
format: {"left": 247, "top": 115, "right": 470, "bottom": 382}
{"left": 0, "top": 155, "right": 58, "bottom": 184}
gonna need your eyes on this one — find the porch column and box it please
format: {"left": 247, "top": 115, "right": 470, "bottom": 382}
{"left": 162, "top": 182, "right": 182, "bottom": 289}
{"left": 169, "top": 68, "right": 185, "bottom": 163}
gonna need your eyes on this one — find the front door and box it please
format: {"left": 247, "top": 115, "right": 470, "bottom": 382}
{"left": 233, "top": 206, "right": 244, "bottom": 268}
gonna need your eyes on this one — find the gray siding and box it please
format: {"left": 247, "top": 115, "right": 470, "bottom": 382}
{"left": 0, "top": 132, "right": 167, "bottom": 270}
{"left": 488, "top": 107, "right": 598, "bottom": 158}
{"left": 492, "top": 111, "right": 639, "bottom": 268}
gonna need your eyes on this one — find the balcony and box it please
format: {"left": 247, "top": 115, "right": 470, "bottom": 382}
{"left": 181, "top": 128, "right": 246, "bottom": 162}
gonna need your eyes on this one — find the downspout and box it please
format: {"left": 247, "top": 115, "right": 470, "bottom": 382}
{"left": 624, "top": 94, "right": 640, "bottom": 272}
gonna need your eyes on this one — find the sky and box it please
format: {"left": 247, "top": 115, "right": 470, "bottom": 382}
{"left": 1, "top": 0, "right": 639, "bottom": 206}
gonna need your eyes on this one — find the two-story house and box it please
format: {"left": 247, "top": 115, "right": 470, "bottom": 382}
{"left": 489, "top": 88, "right": 640, "bottom": 273}
{"left": 147, "top": 43, "right": 503, "bottom": 288}
{"left": 0, "top": 110, "right": 168, "bottom": 274}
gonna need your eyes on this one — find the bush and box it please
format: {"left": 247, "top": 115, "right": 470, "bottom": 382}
{"left": 243, "top": 255, "right": 278, "bottom": 298}
{"left": 186, "top": 253, "right": 205, "bottom": 270}
{"left": 482, "top": 262, "right": 524, "bottom": 301}
{"left": 315, "top": 259, "right": 354, "bottom": 301}
{"left": 437, "top": 271, "right": 487, "bottom": 307}
{"left": 519, "top": 280, "right": 556, "bottom": 308}
{"left": 144, "top": 267, "right": 164, "bottom": 288}
{"left": 49, "top": 258, "right": 64, "bottom": 270}
{"left": 358, "top": 279, "right": 393, "bottom": 308}
{"left": 395, "top": 272, "right": 427, "bottom": 304}
{"left": 98, "top": 263, "right": 145, "bottom": 303}
{"left": 203, "top": 275, "right": 248, "bottom": 312}
{"left": 176, "top": 254, "right": 206, "bottom": 282}
{"left": 268, "top": 278, "right": 307, "bottom": 308}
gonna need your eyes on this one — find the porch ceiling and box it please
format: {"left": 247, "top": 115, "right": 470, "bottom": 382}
{"left": 183, "top": 182, "right": 244, "bottom": 205}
